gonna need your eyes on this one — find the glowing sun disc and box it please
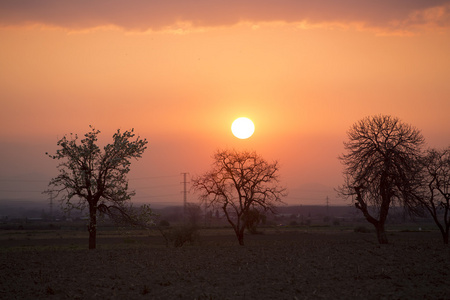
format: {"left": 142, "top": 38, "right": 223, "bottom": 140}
{"left": 231, "top": 117, "right": 255, "bottom": 139}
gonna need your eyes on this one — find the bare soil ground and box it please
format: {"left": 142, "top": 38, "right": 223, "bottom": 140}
{"left": 0, "top": 227, "right": 449, "bottom": 299}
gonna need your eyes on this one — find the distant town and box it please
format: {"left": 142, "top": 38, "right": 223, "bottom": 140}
{"left": 0, "top": 199, "right": 435, "bottom": 231}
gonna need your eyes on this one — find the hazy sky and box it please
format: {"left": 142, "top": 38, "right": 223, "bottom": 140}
{"left": 1, "top": 1, "right": 449, "bottom": 207}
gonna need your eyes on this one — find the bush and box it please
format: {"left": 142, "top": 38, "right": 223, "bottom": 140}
{"left": 159, "top": 225, "right": 199, "bottom": 247}
{"left": 171, "top": 226, "right": 198, "bottom": 247}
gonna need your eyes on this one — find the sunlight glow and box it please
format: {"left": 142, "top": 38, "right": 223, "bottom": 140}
{"left": 231, "top": 117, "right": 255, "bottom": 139}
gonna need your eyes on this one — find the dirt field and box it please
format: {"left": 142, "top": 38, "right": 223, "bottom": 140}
{"left": 0, "top": 227, "right": 449, "bottom": 299}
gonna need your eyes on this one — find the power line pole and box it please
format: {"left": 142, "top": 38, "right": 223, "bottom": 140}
{"left": 49, "top": 192, "right": 54, "bottom": 221}
{"left": 326, "top": 196, "right": 329, "bottom": 217}
{"left": 181, "top": 172, "right": 189, "bottom": 216}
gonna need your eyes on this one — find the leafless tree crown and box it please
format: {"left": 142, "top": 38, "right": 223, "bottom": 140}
{"left": 339, "top": 115, "right": 425, "bottom": 206}
{"left": 192, "top": 149, "right": 286, "bottom": 245}
{"left": 193, "top": 149, "right": 286, "bottom": 212}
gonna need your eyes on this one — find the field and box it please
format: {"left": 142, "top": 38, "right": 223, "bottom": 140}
{"left": 0, "top": 226, "right": 449, "bottom": 299}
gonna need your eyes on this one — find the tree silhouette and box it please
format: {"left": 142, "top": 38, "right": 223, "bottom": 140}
{"left": 45, "top": 126, "right": 149, "bottom": 249}
{"left": 339, "top": 115, "right": 425, "bottom": 244}
{"left": 192, "top": 149, "right": 286, "bottom": 245}
{"left": 415, "top": 147, "right": 450, "bottom": 244}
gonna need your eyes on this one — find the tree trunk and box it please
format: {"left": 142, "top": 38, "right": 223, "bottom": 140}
{"left": 375, "top": 223, "right": 388, "bottom": 244}
{"left": 233, "top": 224, "right": 245, "bottom": 246}
{"left": 440, "top": 227, "right": 449, "bottom": 244}
{"left": 434, "top": 218, "right": 448, "bottom": 244}
{"left": 237, "top": 230, "right": 245, "bottom": 246}
{"left": 354, "top": 187, "right": 389, "bottom": 244}
{"left": 222, "top": 207, "right": 245, "bottom": 246}
{"left": 443, "top": 232, "right": 449, "bottom": 245}
{"left": 376, "top": 198, "right": 390, "bottom": 244}
{"left": 424, "top": 205, "right": 449, "bottom": 244}
{"left": 88, "top": 204, "right": 97, "bottom": 250}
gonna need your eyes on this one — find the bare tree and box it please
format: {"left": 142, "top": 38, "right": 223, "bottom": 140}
{"left": 416, "top": 147, "right": 450, "bottom": 244}
{"left": 45, "top": 126, "right": 149, "bottom": 249}
{"left": 338, "top": 115, "right": 425, "bottom": 244}
{"left": 192, "top": 149, "right": 286, "bottom": 245}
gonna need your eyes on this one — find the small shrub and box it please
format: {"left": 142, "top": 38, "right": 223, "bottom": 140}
{"left": 354, "top": 226, "right": 371, "bottom": 233}
{"left": 159, "top": 225, "right": 199, "bottom": 247}
{"left": 171, "top": 226, "right": 198, "bottom": 247}
{"left": 243, "top": 209, "right": 265, "bottom": 234}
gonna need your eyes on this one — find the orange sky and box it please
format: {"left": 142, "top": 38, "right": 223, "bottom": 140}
{"left": 1, "top": 1, "right": 450, "bottom": 207}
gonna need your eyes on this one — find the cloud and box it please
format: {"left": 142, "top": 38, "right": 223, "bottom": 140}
{"left": 1, "top": 0, "right": 450, "bottom": 33}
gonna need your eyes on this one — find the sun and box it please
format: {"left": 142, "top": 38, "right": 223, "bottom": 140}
{"left": 231, "top": 117, "right": 255, "bottom": 139}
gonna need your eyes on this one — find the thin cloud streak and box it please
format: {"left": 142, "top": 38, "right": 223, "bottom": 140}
{"left": 1, "top": 0, "right": 450, "bottom": 33}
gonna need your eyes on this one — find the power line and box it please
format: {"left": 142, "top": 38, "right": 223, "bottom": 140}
{"left": 132, "top": 183, "right": 179, "bottom": 190}
{"left": 0, "top": 190, "right": 45, "bottom": 193}
{"left": 132, "top": 193, "right": 180, "bottom": 199}
{"left": 181, "top": 172, "right": 189, "bottom": 215}
{"left": 129, "top": 174, "right": 179, "bottom": 180}
{"left": 0, "top": 174, "right": 179, "bottom": 183}
{"left": 0, "top": 179, "right": 48, "bottom": 183}
{"left": 49, "top": 192, "right": 54, "bottom": 221}
{"left": 0, "top": 173, "right": 188, "bottom": 204}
